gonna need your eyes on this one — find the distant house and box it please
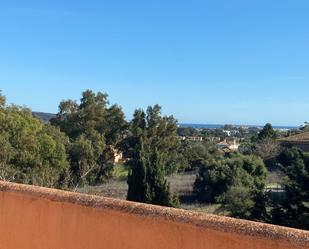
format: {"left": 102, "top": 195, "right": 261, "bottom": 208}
{"left": 111, "top": 147, "right": 125, "bottom": 164}
{"left": 217, "top": 139, "right": 240, "bottom": 152}
{"left": 178, "top": 136, "right": 203, "bottom": 142}
{"left": 280, "top": 132, "right": 309, "bottom": 152}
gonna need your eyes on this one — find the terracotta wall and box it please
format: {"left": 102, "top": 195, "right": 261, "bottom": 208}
{"left": 0, "top": 181, "right": 308, "bottom": 249}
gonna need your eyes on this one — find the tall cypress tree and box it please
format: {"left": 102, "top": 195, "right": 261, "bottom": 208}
{"left": 124, "top": 106, "right": 179, "bottom": 207}
{"left": 127, "top": 136, "right": 149, "bottom": 202}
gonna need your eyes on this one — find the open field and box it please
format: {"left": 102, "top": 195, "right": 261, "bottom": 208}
{"left": 77, "top": 169, "right": 224, "bottom": 214}
{"left": 77, "top": 172, "right": 197, "bottom": 203}
{"left": 77, "top": 165, "right": 284, "bottom": 215}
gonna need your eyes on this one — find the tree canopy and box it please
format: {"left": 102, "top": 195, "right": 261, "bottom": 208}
{"left": 258, "top": 123, "right": 277, "bottom": 141}
{"left": 271, "top": 148, "right": 309, "bottom": 229}
{"left": 194, "top": 153, "right": 268, "bottom": 220}
{"left": 0, "top": 92, "right": 69, "bottom": 188}
{"left": 51, "top": 90, "right": 127, "bottom": 187}
{"left": 122, "top": 105, "right": 180, "bottom": 207}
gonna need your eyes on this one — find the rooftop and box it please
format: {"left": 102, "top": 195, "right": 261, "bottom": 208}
{"left": 280, "top": 132, "right": 309, "bottom": 143}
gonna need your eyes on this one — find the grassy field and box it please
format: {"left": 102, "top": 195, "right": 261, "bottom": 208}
{"left": 77, "top": 165, "right": 283, "bottom": 215}
{"left": 77, "top": 166, "right": 223, "bottom": 214}
{"left": 78, "top": 171, "right": 197, "bottom": 203}
{"left": 112, "top": 163, "right": 129, "bottom": 180}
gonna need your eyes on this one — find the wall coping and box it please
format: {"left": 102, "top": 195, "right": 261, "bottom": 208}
{"left": 1, "top": 181, "right": 309, "bottom": 247}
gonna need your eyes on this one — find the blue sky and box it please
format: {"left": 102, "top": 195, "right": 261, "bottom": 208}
{"left": 0, "top": 0, "right": 308, "bottom": 126}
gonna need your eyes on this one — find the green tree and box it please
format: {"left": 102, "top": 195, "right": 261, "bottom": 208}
{"left": 51, "top": 90, "right": 127, "bottom": 187}
{"left": 123, "top": 105, "right": 179, "bottom": 207}
{"left": 177, "top": 127, "right": 199, "bottom": 137}
{"left": 0, "top": 91, "right": 5, "bottom": 108}
{"left": 219, "top": 186, "right": 255, "bottom": 218}
{"left": 254, "top": 123, "right": 281, "bottom": 170}
{"left": 271, "top": 148, "right": 309, "bottom": 229}
{"left": 239, "top": 142, "right": 256, "bottom": 155}
{"left": 194, "top": 158, "right": 232, "bottom": 203}
{"left": 35, "top": 125, "right": 70, "bottom": 188}
{"left": 258, "top": 123, "right": 277, "bottom": 141}
{"left": 69, "top": 132, "right": 106, "bottom": 188}
{"left": 194, "top": 154, "right": 268, "bottom": 220}
{"left": 181, "top": 142, "right": 222, "bottom": 172}
{"left": 0, "top": 92, "right": 69, "bottom": 188}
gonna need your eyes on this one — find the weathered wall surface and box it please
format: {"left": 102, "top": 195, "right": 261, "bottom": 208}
{"left": 0, "top": 181, "right": 308, "bottom": 249}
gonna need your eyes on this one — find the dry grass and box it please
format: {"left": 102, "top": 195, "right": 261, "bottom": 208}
{"left": 78, "top": 172, "right": 195, "bottom": 199}
{"left": 77, "top": 170, "right": 221, "bottom": 215}
{"left": 78, "top": 180, "right": 128, "bottom": 199}
{"left": 181, "top": 203, "right": 225, "bottom": 215}
{"left": 78, "top": 172, "right": 196, "bottom": 201}
{"left": 168, "top": 172, "right": 196, "bottom": 195}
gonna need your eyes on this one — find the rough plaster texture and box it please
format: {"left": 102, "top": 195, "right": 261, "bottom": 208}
{"left": 0, "top": 181, "right": 309, "bottom": 249}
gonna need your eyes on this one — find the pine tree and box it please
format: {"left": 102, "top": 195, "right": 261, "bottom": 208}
{"left": 258, "top": 123, "right": 277, "bottom": 141}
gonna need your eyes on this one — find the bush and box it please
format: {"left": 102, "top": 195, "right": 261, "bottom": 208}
{"left": 194, "top": 154, "right": 268, "bottom": 220}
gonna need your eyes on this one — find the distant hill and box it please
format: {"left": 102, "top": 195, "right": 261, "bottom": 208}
{"left": 33, "top": 112, "right": 56, "bottom": 123}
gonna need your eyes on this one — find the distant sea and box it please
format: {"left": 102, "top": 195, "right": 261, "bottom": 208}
{"left": 179, "top": 123, "right": 298, "bottom": 130}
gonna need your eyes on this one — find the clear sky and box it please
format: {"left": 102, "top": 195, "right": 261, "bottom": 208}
{"left": 0, "top": 0, "right": 308, "bottom": 126}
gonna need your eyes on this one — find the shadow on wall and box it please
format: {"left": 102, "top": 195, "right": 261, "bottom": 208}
{"left": 0, "top": 181, "right": 309, "bottom": 249}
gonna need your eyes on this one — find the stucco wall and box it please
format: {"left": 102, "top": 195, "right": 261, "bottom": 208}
{"left": 0, "top": 181, "right": 308, "bottom": 249}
